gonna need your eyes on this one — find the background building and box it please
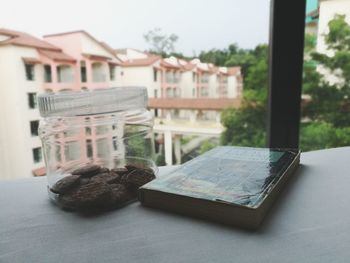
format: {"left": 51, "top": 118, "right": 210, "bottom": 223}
{"left": 0, "top": 29, "right": 242, "bottom": 179}
{"left": 0, "top": 29, "right": 121, "bottom": 179}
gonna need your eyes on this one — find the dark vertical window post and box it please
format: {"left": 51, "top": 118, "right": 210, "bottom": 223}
{"left": 267, "top": 0, "right": 306, "bottom": 149}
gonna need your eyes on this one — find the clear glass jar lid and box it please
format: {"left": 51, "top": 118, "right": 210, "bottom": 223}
{"left": 38, "top": 87, "right": 148, "bottom": 117}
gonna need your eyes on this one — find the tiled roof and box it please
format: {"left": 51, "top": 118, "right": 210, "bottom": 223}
{"left": 160, "top": 59, "right": 182, "bottom": 69}
{"left": 121, "top": 55, "right": 160, "bottom": 67}
{"left": 39, "top": 50, "right": 76, "bottom": 62}
{"left": 227, "top": 67, "right": 241, "bottom": 76}
{"left": 0, "top": 28, "right": 60, "bottom": 51}
{"left": 83, "top": 53, "right": 112, "bottom": 61}
{"left": 183, "top": 63, "right": 196, "bottom": 71}
{"left": 32, "top": 167, "right": 46, "bottom": 177}
{"left": 22, "top": 57, "right": 42, "bottom": 64}
{"left": 149, "top": 98, "right": 241, "bottom": 110}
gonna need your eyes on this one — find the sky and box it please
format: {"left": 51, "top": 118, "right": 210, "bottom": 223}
{"left": 0, "top": 0, "right": 270, "bottom": 56}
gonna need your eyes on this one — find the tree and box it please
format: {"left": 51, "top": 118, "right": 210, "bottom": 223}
{"left": 300, "top": 15, "right": 350, "bottom": 150}
{"left": 198, "top": 43, "right": 255, "bottom": 76}
{"left": 221, "top": 44, "right": 269, "bottom": 147}
{"left": 144, "top": 28, "right": 179, "bottom": 56}
{"left": 304, "top": 15, "right": 350, "bottom": 127}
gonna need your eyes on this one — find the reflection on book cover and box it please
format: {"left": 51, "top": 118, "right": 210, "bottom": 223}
{"left": 147, "top": 147, "right": 298, "bottom": 208}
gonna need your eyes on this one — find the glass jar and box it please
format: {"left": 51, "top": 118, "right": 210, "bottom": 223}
{"left": 38, "top": 87, "right": 157, "bottom": 212}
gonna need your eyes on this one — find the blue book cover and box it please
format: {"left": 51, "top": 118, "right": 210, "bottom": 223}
{"left": 140, "top": 146, "right": 300, "bottom": 209}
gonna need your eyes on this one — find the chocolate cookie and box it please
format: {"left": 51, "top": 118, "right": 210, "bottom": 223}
{"left": 110, "top": 184, "right": 134, "bottom": 204}
{"left": 72, "top": 164, "right": 101, "bottom": 177}
{"left": 124, "top": 168, "right": 156, "bottom": 188}
{"left": 100, "top": 167, "right": 110, "bottom": 173}
{"left": 111, "top": 167, "right": 129, "bottom": 175}
{"left": 91, "top": 172, "right": 121, "bottom": 184}
{"left": 51, "top": 174, "right": 80, "bottom": 194}
{"left": 59, "top": 181, "right": 111, "bottom": 210}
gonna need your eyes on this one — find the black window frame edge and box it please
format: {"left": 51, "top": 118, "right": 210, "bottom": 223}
{"left": 267, "top": 0, "right": 306, "bottom": 149}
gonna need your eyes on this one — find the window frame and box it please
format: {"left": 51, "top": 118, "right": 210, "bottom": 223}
{"left": 25, "top": 63, "right": 35, "bottom": 81}
{"left": 267, "top": 0, "right": 306, "bottom": 149}
{"left": 28, "top": 92, "right": 37, "bottom": 109}
{"left": 30, "top": 120, "right": 39, "bottom": 137}
{"left": 32, "top": 147, "right": 42, "bottom": 163}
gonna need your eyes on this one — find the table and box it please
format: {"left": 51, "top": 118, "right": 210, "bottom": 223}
{"left": 1, "top": 147, "right": 350, "bottom": 263}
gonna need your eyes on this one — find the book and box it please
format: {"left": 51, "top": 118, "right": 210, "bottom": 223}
{"left": 138, "top": 146, "right": 300, "bottom": 229}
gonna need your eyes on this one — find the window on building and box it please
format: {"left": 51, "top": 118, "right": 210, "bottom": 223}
{"left": 92, "top": 62, "right": 106, "bottom": 82}
{"left": 64, "top": 141, "right": 80, "bottom": 161}
{"left": 32, "top": 147, "right": 42, "bottom": 163}
{"left": 55, "top": 145, "right": 62, "bottom": 162}
{"left": 30, "top": 120, "right": 39, "bottom": 136}
{"left": 57, "top": 65, "right": 74, "bottom": 83}
{"left": 25, "top": 63, "right": 35, "bottom": 81}
{"left": 154, "top": 89, "right": 158, "bottom": 98}
{"left": 85, "top": 127, "right": 92, "bottom": 136}
{"left": 112, "top": 136, "right": 118, "bottom": 151}
{"left": 96, "top": 125, "right": 109, "bottom": 135}
{"left": 97, "top": 138, "right": 110, "bottom": 158}
{"left": 86, "top": 139, "right": 93, "bottom": 158}
{"left": 80, "top": 61, "right": 87, "bottom": 82}
{"left": 109, "top": 64, "right": 116, "bottom": 81}
{"left": 192, "top": 72, "right": 196, "bottom": 82}
{"left": 166, "top": 88, "right": 172, "bottom": 98}
{"left": 28, "top": 93, "right": 37, "bottom": 109}
{"left": 153, "top": 68, "right": 157, "bottom": 82}
{"left": 44, "top": 65, "right": 52, "bottom": 82}
{"left": 192, "top": 88, "right": 196, "bottom": 97}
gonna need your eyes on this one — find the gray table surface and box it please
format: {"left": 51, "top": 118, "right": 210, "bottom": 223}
{"left": 1, "top": 147, "right": 350, "bottom": 263}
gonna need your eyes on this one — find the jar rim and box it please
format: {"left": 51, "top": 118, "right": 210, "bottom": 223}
{"left": 38, "top": 86, "right": 148, "bottom": 118}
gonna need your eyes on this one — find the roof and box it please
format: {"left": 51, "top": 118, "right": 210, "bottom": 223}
{"left": 100, "top": 42, "right": 117, "bottom": 56}
{"left": 121, "top": 55, "right": 160, "bottom": 67}
{"left": 32, "top": 167, "right": 46, "bottom": 177}
{"left": 227, "top": 67, "right": 241, "bottom": 76}
{"left": 183, "top": 63, "right": 196, "bottom": 71}
{"left": 0, "top": 28, "right": 60, "bottom": 51}
{"left": 160, "top": 59, "right": 182, "bottom": 69}
{"left": 44, "top": 30, "right": 117, "bottom": 58}
{"left": 148, "top": 98, "right": 241, "bottom": 110}
{"left": 39, "top": 50, "right": 76, "bottom": 63}
{"left": 114, "top": 48, "right": 127, "bottom": 54}
{"left": 22, "top": 57, "right": 42, "bottom": 64}
{"left": 83, "top": 53, "right": 112, "bottom": 61}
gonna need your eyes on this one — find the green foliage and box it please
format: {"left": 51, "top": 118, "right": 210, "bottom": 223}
{"left": 221, "top": 44, "right": 269, "bottom": 147}
{"left": 221, "top": 14, "right": 350, "bottom": 151}
{"left": 300, "top": 122, "right": 350, "bottom": 151}
{"left": 199, "top": 140, "right": 216, "bottom": 154}
{"left": 303, "top": 15, "right": 350, "bottom": 130}
{"left": 198, "top": 43, "right": 258, "bottom": 76}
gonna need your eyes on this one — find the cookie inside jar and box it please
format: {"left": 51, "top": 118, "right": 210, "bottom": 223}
{"left": 49, "top": 160, "right": 157, "bottom": 211}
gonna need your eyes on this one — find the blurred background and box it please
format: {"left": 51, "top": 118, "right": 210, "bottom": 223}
{"left": 1, "top": 0, "right": 350, "bottom": 179}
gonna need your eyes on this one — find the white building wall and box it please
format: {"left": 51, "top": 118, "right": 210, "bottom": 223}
{"left": 81, "top": 34, "right": 115, "bottom": 59}
{"left": 180, "top": 71, "right": 196, "bottom": 98}
{"left": 317, "top": 0, "right": 350, "bottom": 55}
{"left": 316, "top": 0, "right": 350, "bottom": 85}
{"left": 209, "top": 74, "right": 218, "bottom": 98}
{"left": 120, "top": 65, "right": 160, "bottom": 98}
{"left": 227, "top": 76, "right": 238, "bottom": 98}
{"left": 0, "top": 45, "right": 44, "bottom": 179}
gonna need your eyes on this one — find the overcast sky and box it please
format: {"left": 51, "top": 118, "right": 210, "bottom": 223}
{"left": 0, "top": 0, "right": 270, "bottom": 56}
